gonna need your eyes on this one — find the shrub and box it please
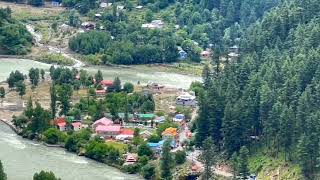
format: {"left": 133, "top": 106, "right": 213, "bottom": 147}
{"left": 174, "top": 150, "right": 186, "bottom": 164}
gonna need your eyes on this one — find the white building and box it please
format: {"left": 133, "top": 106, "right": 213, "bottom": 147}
{"left": 176, "top": 92, "right": 197, "bottom": 107}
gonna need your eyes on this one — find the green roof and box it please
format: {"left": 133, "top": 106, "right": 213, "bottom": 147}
{"left": 105, "top": 113, "right": 134, "bottom": 119}
{"left": 138, "top": 114, "right": 155, "bottom": 119}
{"left": 66, "top": 116, "right": 75, "bottom": 121}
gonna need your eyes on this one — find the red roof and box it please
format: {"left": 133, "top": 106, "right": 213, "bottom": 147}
{"left": 120, "top": 129, "right": 134, "bottom": 135}
{"left": 100, "top": 80, "right": 113, "bottom": 86}
{"left": 55, "top": 118, "right": 66, "bottom": 125}
{"left": 95, "top": 89, "right": 106, "bottom": 94}
{"left": 57, "top": 122, "right": 66, "bottom": 127}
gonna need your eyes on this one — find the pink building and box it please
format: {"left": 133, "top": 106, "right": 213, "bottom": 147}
{"left": 92, "top": 117, "right": 113, "bottom": 129}
{"left": 95, "top": 125, "right": 121, "bottom": 138}
{"left": 71, "top": 122, "right": 82, "bottom": 131}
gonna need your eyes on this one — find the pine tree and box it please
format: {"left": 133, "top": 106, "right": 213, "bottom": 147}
{"left": 94, "top": 70, "right": 103, "bottom": 84}
{"left": 15, "top": 81, "right": 26, "bottom": 98}
{"left": 238, "top": 146, "right": 249, "bottom": 177}
{"left": 160, "top": 139, "right": 173, "bottom": 180}
{"left": 199, "top": 137, "right": 218, "bottom": 180}
{"left": 195, "top": 93, "right": 210, "bottom": 147}
{"left": 202, "top": 64, "right": 211, "bottom": 89}
{"left": 50, "top": 83, "right": 57, "bottom": 119}
{"left": 24, "top": 96, "right": 33, "bottom": 119}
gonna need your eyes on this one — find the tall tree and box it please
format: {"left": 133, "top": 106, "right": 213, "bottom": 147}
{"left": 24, "top": 96, "right": 33, "bottom": 119}
{"left": 238, "top": 146, "right": 249, "bottom": 177}
{"left": 15, "top": 81, "right": 26, "bottom": 98}
{"left": 50, "top": 84, "right": 57, "bottom": 119}
{"left": 56, "top": 84, "right": 73, "bottom": 116}
{"left": 199, "top": 137, "right": 218, "bottom": 180}
{"left": 29, "top": 68, "right": 40, "bottom": 86}
{"left": 94, "top": 70, "right": 103, "bottom": 84}
{"left": 160, "top": 139, "right": 173, "bottom": 180}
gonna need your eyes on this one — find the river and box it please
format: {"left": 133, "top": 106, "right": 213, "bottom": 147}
{"left": 0, "top": 121, "right": 141, "bottom": 180}
{"left": 0, "top": 58, "right": 201, "bottom": 88}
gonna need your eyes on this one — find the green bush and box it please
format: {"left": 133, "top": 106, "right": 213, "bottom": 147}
{"left": 141, "top": 163, "right": 155, "bottom": 179}
{"left": 37, "top": 54, "right": 74, "bottom": 65}
{"left": 43, "top": 128, "right": 66, "bottom": 144}
{"left": 174, "top": 150, "right": 186, "bottom": 164}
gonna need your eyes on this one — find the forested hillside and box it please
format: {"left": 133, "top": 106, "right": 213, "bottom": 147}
{"left": 195, "top": 0, "right": 320, "bottom": 178}
{"left": 0, "top": 7, "right": 32, "bottom": 55}
{"left": 67, "top": 0, "right": 279, "bottom": 64}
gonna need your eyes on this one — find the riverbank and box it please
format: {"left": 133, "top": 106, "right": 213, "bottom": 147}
{"left": 0, "top": 118, "right": 19, "bottom": 134}
{"left": 0, "top": 121, "right": 140, "bottom": 180}
{"left": 0, "top": 118, "right": 141, "bottom": 178}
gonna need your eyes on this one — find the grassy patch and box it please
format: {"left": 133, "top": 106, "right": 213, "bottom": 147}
{"left": 105, "top": 141, "right": 128, "bottom": 153}
{"left": 0, "top": 2, "right": 64, "bottom": 21}
{"left": 36, "top": 53, "right": 74, "bottom": 66}
{"left": 249, "top": 152, "right": 303, "bottom": 180}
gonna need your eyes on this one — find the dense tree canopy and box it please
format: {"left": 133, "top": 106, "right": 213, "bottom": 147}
{"left": 195, "top": 0, "right": 320, "bottom": 178}
{"left": 0, "top": 8, "right": 32, "bottom": 55}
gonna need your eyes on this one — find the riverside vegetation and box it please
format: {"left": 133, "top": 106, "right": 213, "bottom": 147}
{"left": 0, "top": 0, "right": 319, "bottom": 179}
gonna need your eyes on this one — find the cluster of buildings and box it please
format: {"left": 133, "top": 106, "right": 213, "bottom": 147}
{"left": 93, "top": 117, "right": 134, "bottom": 140}
{"left": 54, "top": 117, "right": 84, "bottom": 132}
{"left": 142, "top": 20, "right": 165, "bottom": 29}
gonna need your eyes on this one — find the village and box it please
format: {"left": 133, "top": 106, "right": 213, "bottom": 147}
{"left": 51, "top": 74, "right": 200, "bottom": 173}
{"left": 0, "top": 66, "right": 205, "bottom": 179}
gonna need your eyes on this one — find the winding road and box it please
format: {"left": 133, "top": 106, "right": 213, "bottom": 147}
{"left": 26, "top": 24, "right": 84, "bottom": 68}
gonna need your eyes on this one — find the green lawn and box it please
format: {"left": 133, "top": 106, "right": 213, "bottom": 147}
{"left": 105, "top": 141, "right": 128, "bottom": 153}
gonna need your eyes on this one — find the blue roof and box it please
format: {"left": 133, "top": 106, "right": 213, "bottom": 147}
{"left": 147, "top": 142, "right": 160, "bottom": 147}
{"left": 175, "top": 114, "right": 185, "bottom": 119}
{"left": 147, "top": 140, "right": 175, "bottom": 148}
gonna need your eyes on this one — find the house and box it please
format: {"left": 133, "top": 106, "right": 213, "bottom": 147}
{"left": 176, "top": 92, "right": 197, "bottom": 107}
{"left": 116, "top": 128, "right": 134, "bottom": 140}
{"left": 57, "top": 122, "right": 66, "bottom": 131}
{"left": 51, "top": 1, "right": 60, "bottom": 7}
{"left": 71, "top": 122, "right": 82, "bottom": 131}
{"left": 147, "top": 139, "right": 176, "bottom": 152}
{"left": 54, "top": 118, "right": 67, "bottom": 131}
{"left": 95, "top": 89, "right": 106, "bottom": 96}
{"left": 100, "top": 80, "right": 113, "bottom": 88}
{"left": 140, "top": 130, "right": 152, "bottom": 139}
{"left": 154, "top": 116, "right": 166, "bottom": 124}
{"left": 59, "top": 24, "right": 72, "bottom": 32}
{"left": 173, "top": 114, "right": 185, "bottom": 122}
{"left": 178, "top": 50, "right": 187, "bottom": 60}
{"left": 229, "top": 45, "right": 239, "bottom": 54}
{"left": 124, "top": 153, "right": 138, "bottom": 165}
{"left": 100, "top": 2, "right": 108, "bottom": 7}
{"left": 162, "top": 127, "right": 178, "bottom": 139}
{"left": 100, "top": 2, "right": 112, "bottom": 8}
{"left": 95, "top": 125, "right": 121, "bottom": 138}
{"left": 142, "top": 20, "right": 164, "bottom": 29}
{"left": 92, "top": 117, "right": 113, "bottom": 129}
{"left": 201, "top": 50, "right": 211, "bottom": 59}
{"left": 135, "top": 5, "right": 143, "bottom": 9}
{"left": 95, "top": 13, "right": 102, "bottom": 18}
{"left": 81, "top": 22, "right": 95, "bottom": 30}
{"left": 117, "top": 5, "right": 125, "bottom": 10}
{"left": 147, "top": 82, "right": 164, "bottom": 90}
{"left": 137, "top": 114, "right": 155, "bottom": 120}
